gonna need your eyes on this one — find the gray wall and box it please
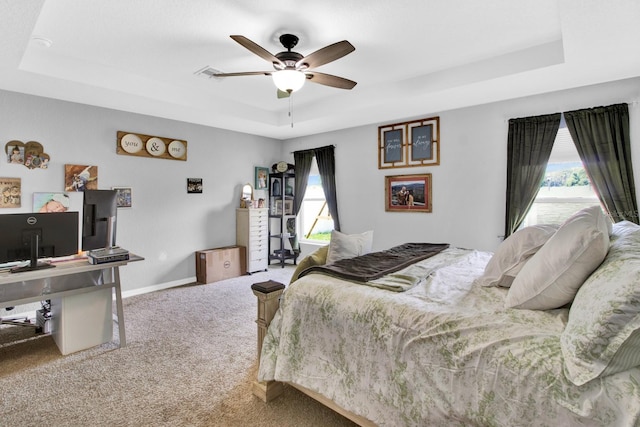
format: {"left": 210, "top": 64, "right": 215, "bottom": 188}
{"left": 0, "top": 90, "right": 280, "bottom": 294}
{"left": 2, "top": 76, "right": 640, "bottom": 294}
{"left": 283, "top": 77, "right": 640, "bottom": 257}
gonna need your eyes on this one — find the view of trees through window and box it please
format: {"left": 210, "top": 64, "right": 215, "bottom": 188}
{"left": 298, "top": 159, "right": 334, "bottom": 242}
{"left": 521, "top": 121, "right": 601, "bottom": 227}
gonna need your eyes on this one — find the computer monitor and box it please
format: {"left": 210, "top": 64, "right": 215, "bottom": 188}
{"left": 82, "top": 190, "right": 117, "bottom": 251}
{"left": 0, "top": 211, "right": 79, "bottom": 273}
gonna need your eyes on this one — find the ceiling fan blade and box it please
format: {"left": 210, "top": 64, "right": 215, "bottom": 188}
{"left": 213, "top": 71, "right": 272, "bottom": 77}
{"left": 277, "top": 89, "right": 290, "bottom": 99}
{"left": 230, "top": 35, "right": 283, "bottom": 67}
{"left": 305, "top": 72, "right": 357, "bottom": 90}
{"left": 296, "top": 40, "right": 355, "bottom": 69}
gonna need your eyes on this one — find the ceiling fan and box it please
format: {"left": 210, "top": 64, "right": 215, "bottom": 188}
{"left": 214, "top": 34, "right": 356, "bottom": 98}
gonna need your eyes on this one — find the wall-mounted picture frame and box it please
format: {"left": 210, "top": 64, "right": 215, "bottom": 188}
{"left": 378, "top": 116, "right": 440, "bottom": 169}
{"left": 112, "top": 187, "right": 133, "bottom": 208}
{"left": 6, "top": 140, "right": 50, "bottom": 169}
{"left": 255, "top": 166, "right": 269, "bottom": 190}
{"left": 33, "top": 192, "right": 70, "bottom": 212}
{"left": 187, "top": 178, "right": 202, "bottom": 193}
{"left": 274, "top": 200, "right": 283, "bottom": 216}
{"left": 64, "top": 164, "right": 98, "bottom": 191}
{"left": 284, "top": 199, "right": 293, "bottom": 215}
{"left": 117, "top": 131, "right": 187, "bottom": 161}
{"left": 378, "top": 124, "right": 405, "bottom": 168}
{"left": 0, "top": 177, "right": 21, "bottom": 208}
{"left": 385, "top": 173, "right": 432, "bottom": 212}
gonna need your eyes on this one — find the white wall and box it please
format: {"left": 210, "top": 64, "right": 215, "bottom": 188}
{"left": 282, "top": 77, "right": 640, "bottom": 257}
{"left": 0, "top": 90, "right": 281, "bottom": 293}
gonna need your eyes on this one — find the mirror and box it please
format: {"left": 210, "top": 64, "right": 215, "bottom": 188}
{"left": 240, "top": 183, "right": 253, "bottom": 208}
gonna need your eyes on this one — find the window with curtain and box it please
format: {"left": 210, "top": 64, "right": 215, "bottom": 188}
{"left": 506, "top": 103, "right": 637, "bottom": 235}
{"left": 521, "top": 117, "right": 602, "bottom": 227}
{"left": 298, "top": 158, "right": 334, "bottom": 242}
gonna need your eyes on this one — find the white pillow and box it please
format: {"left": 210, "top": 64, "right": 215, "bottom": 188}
{"left": 477, "top": 224, "right": 558, "bottom": 288}
{"left": 325, "top": 230, "right": 373, "bottom": 265}
{"left": 505, "top": 206, "right": 610, "bottom": 310}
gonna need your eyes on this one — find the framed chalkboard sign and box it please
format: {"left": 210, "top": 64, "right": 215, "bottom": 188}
{"left": 408, "top": 117, "right": 439, "bottom": 166}
{"left": 383, "top": 129, "right": 403, "bottom": 163}
{"left": 411, "top": 124, "right": 432, "bottom": 160}
{"left": 378, "top": 116, "right": 439, "bottom": 169}
{"left": 378, "top": 124, "right": 405, "bottom": 168}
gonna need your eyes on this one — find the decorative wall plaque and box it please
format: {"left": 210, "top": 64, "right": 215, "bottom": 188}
{"left": 378, "top": 116, "right": 440, "bottom": 169}
{"left": 117, "top": 131, "right": 187, "bottom": 161}
{"left": 5, "top": 140, "right": 50, "bottom": 169}
{"left": 0, "top": 177, "right": 21, "bottom": 208}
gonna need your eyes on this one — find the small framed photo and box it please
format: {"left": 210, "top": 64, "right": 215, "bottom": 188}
{"left": 187, "top": 178, "right": 203, "bottom": 193}
{"left": 112, "top": 187, "right": 133, "bottom": 208}
{"left": 284, "top": 199, "right": 293, "bottom": 215}
{"left": 0, "top": 177, "right": 21, "bottom": 208}
{"left": 64, "top": 164, "right": 98, "bottom": 191}
{"left": 385, "top": 173, "right": 432, "bottom": 212}
{"left": 274, "top": 200, "right": 283, "bottom": 215}
{"left": 255, "top": 166, "right": 269, "bottom": 190}
{"left": 33, "top": 192, "right": 70, "bottom": 212}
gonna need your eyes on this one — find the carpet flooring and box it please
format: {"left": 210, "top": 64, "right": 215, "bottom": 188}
{"left": 0, "top": 265, "right": 357, "bottom": 427}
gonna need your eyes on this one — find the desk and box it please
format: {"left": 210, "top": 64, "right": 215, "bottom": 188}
{"left": 0, "top": 254, "right": 142, "bottom": 354}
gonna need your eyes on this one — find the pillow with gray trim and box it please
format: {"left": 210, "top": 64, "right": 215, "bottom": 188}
{"left": 477, "top": 224, "right": 558, "bottom": 288}
{"left": 325, "top": 230, "right": 373, "bottom": 265}
{"left": 505, "top": 206, "right": 610, "bottom": 310}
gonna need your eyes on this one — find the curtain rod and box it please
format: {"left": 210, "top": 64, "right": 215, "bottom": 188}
{"left": 290, "top": 144, "right": 336, "bottom": 154}
{"left": 503, "top": 101, "right": 639, "bottom": 122}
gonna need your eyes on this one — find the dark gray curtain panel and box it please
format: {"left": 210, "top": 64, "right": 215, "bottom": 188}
{"left": 313, "top": 145, "right": 341, "bottom": 232}
{"left": 505, "top": 113, "right": 561, "bottom": 237}
{"left": 293, "top": 149, "right": 314, "bottom": 215}
{"left": 293, "top": 145, "right": 341, "bottom": 231}
{"left": 564, "top": 103, "right": 638, "bottom": 224}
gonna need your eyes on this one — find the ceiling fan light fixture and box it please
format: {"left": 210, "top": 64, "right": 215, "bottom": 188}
{"left": 272, "top": 69, "right": 305, "bottom": 93}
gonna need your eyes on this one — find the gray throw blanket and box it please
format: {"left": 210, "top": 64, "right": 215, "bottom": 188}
{"left": 298, "top": 243, "right": 450, "bottom": 287}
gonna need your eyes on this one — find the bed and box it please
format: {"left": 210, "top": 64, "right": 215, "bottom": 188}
{"left": 256, "top": 206, "right": 640, "bottom": 426}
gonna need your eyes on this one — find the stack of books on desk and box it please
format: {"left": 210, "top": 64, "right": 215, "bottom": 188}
{"left": 87, "top": 247, "right": 130, "bottom": 264}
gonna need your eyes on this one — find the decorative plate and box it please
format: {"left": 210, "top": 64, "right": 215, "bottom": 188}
{"left": 146, "top": 137, "right": 166, "bottom": 156}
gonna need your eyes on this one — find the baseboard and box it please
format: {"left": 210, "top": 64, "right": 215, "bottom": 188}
{"left": 121, "top": 277, "right": 196, "bottom": 299}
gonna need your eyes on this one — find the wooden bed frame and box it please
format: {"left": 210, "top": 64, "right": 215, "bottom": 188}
{"left": 251, "top": 282, "right": 376, "bottom": 427}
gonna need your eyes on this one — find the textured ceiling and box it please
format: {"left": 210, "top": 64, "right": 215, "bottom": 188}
{"left": 1, "top": 0, "right": 639, "bottom": 140}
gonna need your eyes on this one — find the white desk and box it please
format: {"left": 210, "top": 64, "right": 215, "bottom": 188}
{"left": 0, "top": 254, "right": 142, "bottom": 354}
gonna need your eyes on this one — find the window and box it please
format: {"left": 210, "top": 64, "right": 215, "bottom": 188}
{"left": 521, "top": 117, "right": 601, "bottom": 227}
{"left": 298, "top": 159, "right": 334, "bottom": 242}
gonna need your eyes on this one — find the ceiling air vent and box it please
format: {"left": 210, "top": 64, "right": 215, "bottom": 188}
{"left": 194, "top": 66, "right": 223, "bottom": 80}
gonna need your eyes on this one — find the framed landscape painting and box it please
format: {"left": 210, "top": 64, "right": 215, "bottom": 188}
{"left": 385, "top": 173, "right": 432, "bottom": 212}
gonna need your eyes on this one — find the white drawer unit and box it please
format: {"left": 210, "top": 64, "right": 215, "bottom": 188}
{"left": 236, "top": 208, "right": 269, "bottom": 273}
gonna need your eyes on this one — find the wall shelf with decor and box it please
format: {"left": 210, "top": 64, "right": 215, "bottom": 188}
{"left": 268, "top": 172, "right": 298, "bottom": 267}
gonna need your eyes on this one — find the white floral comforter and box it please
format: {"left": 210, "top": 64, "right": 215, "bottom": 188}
{"left": 258, "top": 248, "right": 640, "bottom": 426}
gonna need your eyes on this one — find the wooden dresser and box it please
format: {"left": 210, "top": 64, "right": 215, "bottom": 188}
{"left": 236, "top": 208, "right": 269, "bottom": 273}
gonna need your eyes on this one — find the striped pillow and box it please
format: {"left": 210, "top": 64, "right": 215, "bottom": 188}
{"left": 561, "top": 220, "right": 640, "bottom": 385}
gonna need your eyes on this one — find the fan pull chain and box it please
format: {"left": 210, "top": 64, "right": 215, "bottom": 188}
{"left": 289, "top": 94, "right": 294, "bottom": 128}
